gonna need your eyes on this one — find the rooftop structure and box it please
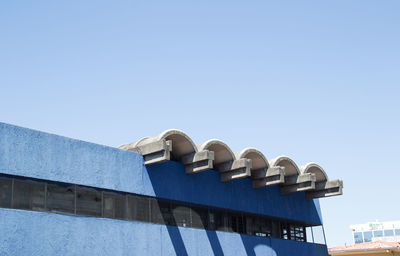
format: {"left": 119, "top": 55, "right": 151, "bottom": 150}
{"left": 350, "top": 221, "right": 400, "bottom": 244}
{"left": 119, "top": 129, "right": 343, "bottom": 198}
{"left": 0, "top": 122, "right": 343, "bottom": 255}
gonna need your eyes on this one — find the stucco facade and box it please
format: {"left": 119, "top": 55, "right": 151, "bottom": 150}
{"left": 0, "top": 122, "right": 333, "bottom": 255}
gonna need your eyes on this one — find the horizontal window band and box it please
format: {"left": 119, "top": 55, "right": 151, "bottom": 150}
{"left": 0, "top": 173, "right": 321, "bottom": 244}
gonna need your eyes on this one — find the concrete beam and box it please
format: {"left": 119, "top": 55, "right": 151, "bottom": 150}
{"left": 181, "top": 150, "right": 214, "bottom": 174}
{"left": 119, "top": 140, "right": 172, "bottom": 165}
{"left": 216, "top": 158, "right": 252, "bottom": 182}
{"left": 306, "top": 179, "right": 343, "bottom": 199}
{"left": 280, "top": 173, "right": 316, "bottom": 195}
{"left": 252, "top": 167, "right": 285, "bottom": 188}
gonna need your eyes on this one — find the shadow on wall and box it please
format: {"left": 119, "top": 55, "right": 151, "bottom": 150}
{"left": 146, "top": 161, "right": 278, "bottom": 256}
{"left": 240, "top": 235, "right": 277, "bottom": 256}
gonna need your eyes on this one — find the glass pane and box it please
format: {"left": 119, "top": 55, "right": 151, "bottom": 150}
{"left": 103, "top": 192, "right": 126, "bottom": 219}
{"left": 127, "top": 195, "right": 150, "bottom": 222}
{"left": 306, "top": 226, "right": 314, "bottom": 243}
{"left": 363, "top": 231, "right": 372, "bottom": 242}
{"left": 151, "top": 199, "right": 174, "bottom": 225}
{"left": 245, "top": 216, "right": 254, "bottom": 235}
{"left": 0, "top": 177, "right": 12, "bottom": 208}
{"left": 47, "top": 183, "right": 75, "bottom": 214}
{"left": 191, "top": 206, "right": 208, "bottom": 229}
{"left": 312, "top": 226, "right": 326, "bottom": 244}
{"left": 281, "top": 223, "right": 289, "bottom": 239}
{"left": 227, "top": 213, "right": 244, "bottom": 233}
{"left": 13, "top": 179, "right": 45, "bottom": 211}
{"left": 293, "top": 225, "right": 305, "bottom": 242}
{"left": 373, "top": 230, "right": 383, "bottom": 237}
{"left": 395, "top": 229, "right": 400, "bottom": 236}
{"left": 384, "top": 229, "right": 394, "bottom": 237}
{"left": 254, "top": 217, "right": 271, "bottom": 237}
{"left": 76, "top": 187, "right": 102, "bottom": 217}
{"left": 354, "top": 232, "right": 363, "bottom": 243}
{"left": 172, "top": 205, "right": 191, "bottom": 227}
{"left": 208, "top": 210, "right": 226, "bottom": 231}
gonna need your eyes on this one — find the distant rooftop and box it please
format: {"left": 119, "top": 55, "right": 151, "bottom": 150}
{"left": 329, "top": 241, "right": 400, "bottom": 255}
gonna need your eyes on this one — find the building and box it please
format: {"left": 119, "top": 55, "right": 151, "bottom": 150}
{"left": 329, "top": 241, "right": 400, "bottom": 255}
{"left": 350, "top": 221, "right": 400, "bottom": 244}
{"left": 0, "top": 122, "right": 343, "bottom": 255}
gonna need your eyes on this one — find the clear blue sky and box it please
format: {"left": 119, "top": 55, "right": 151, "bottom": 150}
{"left": 1, "top": 0, "right": 399, "bottom": 247}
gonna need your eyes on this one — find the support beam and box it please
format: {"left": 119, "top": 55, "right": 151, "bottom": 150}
{"left": 181, "top": 150, "right": 215, "bottom": 174}
{"left": 252, "top": 167, "right": 285, "bottom": 188}
{"left": 119, "top": 140, "right": 172, "bottom": 165}
{"left": 281, "top": 173, "right": 316, "bottom": 195}
{"left": 216, "top": 158, "right": 252, "bottom": 182}
{"left": 306, "top": 179, "right": 343, "bottom": 199}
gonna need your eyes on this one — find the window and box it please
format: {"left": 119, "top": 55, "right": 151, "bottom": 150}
{"left": 12, "top": 179, "right": 45, "bottom": 211}
{"left": 151, "top": 199, "right": 174, "bottom": 225}
{"left": 363, "top": 231, "right": 372, "bottom": 242}
{"left": 172, "top": 205, "right": 191, "bottom": 228}
{"left": 103, "top": 192, "right": 126, "bottom": 219}
{"left": 253, "top": 216, "right": 271, "bottom": 237}
{"left": 281, "top": 222, "right": 289, "bottom": 240}
{"left": 373, "top": 230, "right": 383, "bottom": 237}
{"left": 127, "top": 195, "right": 150, "bottom": 222}
{"left": 76, "top": 186, "right": 102, "bottom": 217}
{"left": 395, "top": 229, "right": 400, "bottom": 236}
{"left": 0, "top": 174, "right": 325, "bottom": 244}
{"left": 227, "top": 213, "right": 244, "bottom": 233}
{"left": 46, "top": 183, "right": 75, "bottom": 214}
{"left": 0, "top": 177, "right": 12, "bottom": 208}
{"left": 384, "top": 229, "right": 394, "bottom": 237}
{"left": 292, "top": 225, "right": 306, "bottom": 242}
{"left": 281, "top": 223, "right": 305, "bottom": 241}
{"left": 354, "top": 232, "right": 363, "bottom": 244}
{"left": 191, "top": 206, "right": 209, "bottom": 229}
{"left": 208, "top": 209, "right": 226, "bottom": 231}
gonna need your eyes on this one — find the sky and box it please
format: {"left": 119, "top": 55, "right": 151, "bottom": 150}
{"left": 1, "top": 0, "right": 399, "bottom": 247}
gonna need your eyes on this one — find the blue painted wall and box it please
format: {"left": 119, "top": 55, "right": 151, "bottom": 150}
{"left": 0, "top": 122, "right": 329, "bottom": 255}
{"left": 0, "top": 122, "right": 322, "bottom": 224}
{"left": 0, "top": 208, "right": 328, "bottom": 256}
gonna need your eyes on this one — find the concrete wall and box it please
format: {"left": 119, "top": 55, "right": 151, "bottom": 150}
{"left": 0, "top": 122, "right": 322, "bottom": 225}
{"left": 0, "top": 122, "right": 328, "bottom": 255}
{"left": 0, "top": 208, "right": 328, "bottom": 256}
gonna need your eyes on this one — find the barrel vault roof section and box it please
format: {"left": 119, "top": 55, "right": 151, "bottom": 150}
{"left": 119, "top": 129, "right": 343, "bottom": 199}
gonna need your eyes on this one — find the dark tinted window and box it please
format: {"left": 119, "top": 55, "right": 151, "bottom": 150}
{"left": 0, "top": 177, "right": 12, "bottom": 208}
{"left": 0, "top": 174, "right": 321, "bottom": 244}
{"left": 151, "top": 199, "right": 174, "bottom": 225}
{"left": 228, "top": 213, "right": 244, "bottom": 233}
{"left": 191, "top": 206, "right": 209, "bottom": 229}
{"left": 172, "top": 205, "right": 191, "bottom": 228}
{"left": 254, "top": 217, "right": 271, "bottom": 237}
{"left": 103, "top": 192, "right": 126, "bottom": 219}
{"left": 281, "top": 222, "right": 289, "bottom": 240}
{"left": 46, "top": 183, "right": 75, "bottom": 214}
{"left": 292, "top": 225, "right": 305, "bottom": 241}
{"left": 76, "top": 187, "right": 102, "bottom": 217}
{"left": 13, "top": 179, "right": 45, "bottom": 211}
{"left": 209, "top": 210, "right": 227, "bottom": 231}
{"left": 127, "top": 195, "right": 150, "bottom": 222}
